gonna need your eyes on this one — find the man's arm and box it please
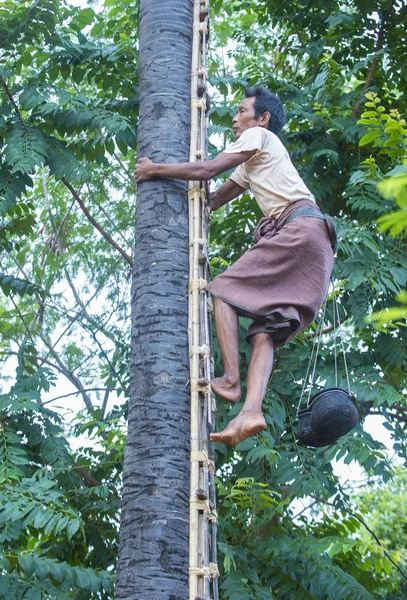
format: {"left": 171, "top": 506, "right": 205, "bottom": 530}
{"left": 134, "top": 149, "right": 256, "bottom": 183}
{"left": 210, "top": 179, "right": 246, "bottom": 211}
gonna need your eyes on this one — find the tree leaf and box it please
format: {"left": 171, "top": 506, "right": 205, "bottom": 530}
{"left": 359, "top": 129, "right": 382, "bottom": 146}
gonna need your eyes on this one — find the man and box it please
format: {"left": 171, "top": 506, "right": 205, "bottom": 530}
{"left": 135, "top": 86, "right": 334, "bottom": 447}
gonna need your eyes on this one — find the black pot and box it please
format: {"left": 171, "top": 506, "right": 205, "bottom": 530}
{"left": 310, "top": 387, "right": 359, "bottom": 438}
{"left": 297, "top": 387, "right": 359, "bottom": 447}
{"left": 297, "top": 407, "right": 344, "bottom": 447}
{"left": 297, "top": 408, "right": 326, "bottom": 447}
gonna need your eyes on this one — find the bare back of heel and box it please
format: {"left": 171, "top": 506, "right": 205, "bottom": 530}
{"left": 211, "top": 376, "right": 241, "bottom": 404}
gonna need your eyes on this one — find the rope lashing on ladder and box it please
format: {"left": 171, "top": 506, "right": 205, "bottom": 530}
{"left": 188, "top": 1, "right": 219, "bottom": 600}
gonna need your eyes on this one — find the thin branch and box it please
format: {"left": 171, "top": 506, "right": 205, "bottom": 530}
{"left": 42, "top": 277, "right": 122, "bottom": 384}
{"left": 101, "top": 388, "right": 111, "bottom": 419}
{"left": 113, "top": 152, "right": 137, "bottom": 189}
{"left": 40, "top": 287, "right": 101, "bottom": 366}
{"left": 350, "top": 513, "right": 407, "bottom": 582}
{"left": 38, "top": 334, "right": 94, "bottom": 410}
{"left": 312, "top": 496, "right": 407, "bottom": 583}
{"left": 292, "top": 499, "right": 318, "bottom": 520}
{"left": 36, "top": 295, "right": 123, "bottom": 396}
{"left": 36, "top": 285, "right": 125, "bottom": 392}
{"left": 8, "top": 295, "right": 38, "bottom": 348}
{"left": 391, "top": 404, "right": 407, "bottom": 412}
{"left": 42, "top": 387, "right": 126, "bottom": 406}
{"left": 73, "top": 463, "right": 102, "bottom": 487}
{"left": 86, "top": 184, "right": 132, "bottom": 249}
{"left": 41, "top": 285, "right": 101, "bottom": 328}
{"left": 0, "top": 312, "right": 36, "bottom": 319}
{"left": 65, "top": 269, "right": 92, "bottom": 321}
{"left": 61, "top": 178, "right": 133, "bottom": 266}
{"left": 0, "top": 76, "right": 23, "bottom": 120}
{"left": 7, "top": 350, "right": 91, "bottom": 407}
{"left": 305, "top": 324, "right": 336, "bottom": 338}
{"left": 9, "top": 253, "right": 31, "bottom": 281}
{"left": 64, "top": 268, "right": 119, "bottom": 346}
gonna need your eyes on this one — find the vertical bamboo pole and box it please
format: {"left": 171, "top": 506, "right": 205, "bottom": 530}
{"left": 189, "top": 1, "right": 203, "bottom": 598}
{"left": 188, "top": 2, "right": 218, "bottom": 599}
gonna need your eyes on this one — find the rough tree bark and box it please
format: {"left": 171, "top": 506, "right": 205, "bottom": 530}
{"left": 115, "top": 1, "right": 194, "bottom": 598}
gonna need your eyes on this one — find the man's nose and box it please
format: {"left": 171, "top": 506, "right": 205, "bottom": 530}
{"left": 232, "top": 113, "right": 238, "bottom": 123}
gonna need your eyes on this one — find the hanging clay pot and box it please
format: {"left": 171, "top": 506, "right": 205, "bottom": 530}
{"left": 297, "top": 408, "right": 327, "bottom": 447}
{"left": 297, "top": 388, "right": 359, "bottom": 447}
{"left": 310, "top": 387, "right": 359, "bottom": 438}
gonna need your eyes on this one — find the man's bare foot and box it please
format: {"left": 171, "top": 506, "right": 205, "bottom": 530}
{"left": 211, "top": 376, "right": 241, "bottom": 404}
{"left": 210, "top": 411, "right": 266, "bottom": 446}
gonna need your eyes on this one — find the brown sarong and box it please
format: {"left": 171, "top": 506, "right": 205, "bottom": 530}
{"left": 207, "top": 199, "right": 335, "bottom": 348}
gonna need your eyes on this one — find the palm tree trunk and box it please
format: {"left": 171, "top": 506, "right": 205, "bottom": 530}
{"left": 115, "top": 1, "right": 193, "bottom": 597}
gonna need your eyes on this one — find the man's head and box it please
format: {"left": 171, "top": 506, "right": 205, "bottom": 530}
{"left": 232, "top": 85, "right": 285, "bottom": 139}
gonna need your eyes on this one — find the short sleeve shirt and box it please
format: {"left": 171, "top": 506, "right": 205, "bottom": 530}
{"left": 224, "top": 127, "right": 315, "bottom": 218}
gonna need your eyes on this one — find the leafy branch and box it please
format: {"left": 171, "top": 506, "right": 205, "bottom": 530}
{"left": 312, "top": 495, "right": 407, "bottom": 583}
{"left": 61, "top": 178, "right": 133, "bottom": 266}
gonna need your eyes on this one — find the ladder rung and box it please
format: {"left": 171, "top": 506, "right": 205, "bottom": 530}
{"left": 199, "top": 7, "right": 209, "bottom": 21}
{"left": 196, "top": 488, "right": 208, "bottom": 500}
{"left": 198, "top": 82, "right": 206, "bottom": 97}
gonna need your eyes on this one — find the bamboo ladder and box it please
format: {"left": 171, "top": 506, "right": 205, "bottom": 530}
{"left": 188, "top": 1, "right": 219, "bottom": 599}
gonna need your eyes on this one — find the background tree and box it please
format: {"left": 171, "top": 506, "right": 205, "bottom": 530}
{"left": 208, "top": 1, "right": 407, "bottom": 597}
{"left": 0, "top": 0, "right": 138, "bottom": 596}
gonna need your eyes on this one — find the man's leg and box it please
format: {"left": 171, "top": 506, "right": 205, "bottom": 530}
{"left": 211, "top": 297, "right": 241, "bottom": 403}
{"left": 210, "top": 332, "right": 274, "bottom": 446}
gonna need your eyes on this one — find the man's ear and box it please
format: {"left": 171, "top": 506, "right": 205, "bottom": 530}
{"left": 260, "top": 111, "right": 271, "bottom": 128}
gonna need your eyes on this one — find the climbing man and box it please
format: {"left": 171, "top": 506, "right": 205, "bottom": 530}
{"left": 134, "top": 85, "right": 335, "bottom": 447}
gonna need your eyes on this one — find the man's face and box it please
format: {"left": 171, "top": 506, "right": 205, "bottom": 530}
{"left": 232, "top": 96, "right": 262, "bottom": 139}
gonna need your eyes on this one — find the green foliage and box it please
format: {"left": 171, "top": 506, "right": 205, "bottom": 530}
{"left": 0, "top": 0, "right": 138, "bottom": 221}
{"left": 216, "top": 477, "right": 382, "bottom": 600}
{"left": 377, "top": 165, "right": 407, "bottom": 236}
{"left": 0, "top": 273, "right": 41, "bottom": 297}
{"left": 4, "top": 123, "right": 48, "bottom": 175}
{"left": 0, "top": 0, "right": 60, "bottom": 51}
{"left": 0, "top": 167, "right": 33, "bottom": 215}
{"left": 0, "top": 2, "right": 133, "bottom": 595}
{"left": 0, "top": 554, "right": 114, "bottom": 599}
{"left": 0, "top": 349, "right": 119, "bottom": 597}
{"left": 352, "top": 92, "right": 407, "bottom": 327}
{"left": 208, "top": 2, "right": 407, "bottom": 598}
{"left": 356, "top": 91, "right": 407, "bottom": 235}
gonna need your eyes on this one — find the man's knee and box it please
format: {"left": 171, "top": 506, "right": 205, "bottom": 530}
{"left": 213, "top": 295, "right": 235, "bottom": 313}
{"left": 251, "top": 331, "right": 274, "bottom": 347}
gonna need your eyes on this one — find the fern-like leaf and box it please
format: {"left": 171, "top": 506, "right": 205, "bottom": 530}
{"left": 4, "top": 123, "right": 48, "bottom": 174}
{"left": 44, "top": 136, "right": 84, "bottom": 181}
{"left": 0, "top": 273, "right": 40, "bottom": 297}
{"left": 0, "top": 166, "right": 33, "bottom": 216}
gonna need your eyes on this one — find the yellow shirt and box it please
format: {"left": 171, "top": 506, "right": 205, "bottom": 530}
{"left": 224, "top": 126, "right": 315, "bottom": 219}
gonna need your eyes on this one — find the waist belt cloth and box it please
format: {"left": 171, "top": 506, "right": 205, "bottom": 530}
{"left": 285, "top": 206, "right": 338, "bottom": 253}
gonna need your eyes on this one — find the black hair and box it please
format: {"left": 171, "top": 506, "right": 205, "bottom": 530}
{"left": 244, "top": 85, "right": 285, "bottom": 135}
